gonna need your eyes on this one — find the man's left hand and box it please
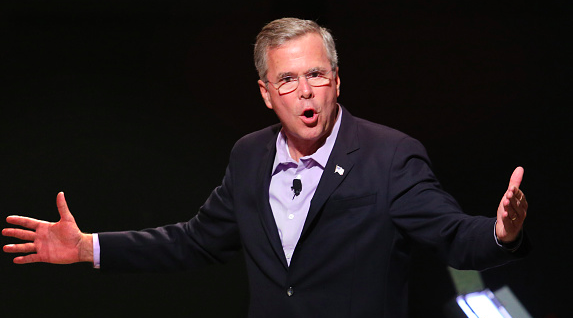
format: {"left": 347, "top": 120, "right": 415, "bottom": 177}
{"left": 496, "top": 166, "right": 528, "bottom": 243}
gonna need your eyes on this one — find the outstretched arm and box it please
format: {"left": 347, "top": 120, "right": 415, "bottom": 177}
{"left": 496, "top": 167, "right": 528, "bottom": 243}
{"left": 2, "top": 192, "right": 93, "bottom": 264}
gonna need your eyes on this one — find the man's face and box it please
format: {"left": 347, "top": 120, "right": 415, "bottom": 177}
{"left": 258, "top": 33, "right": 340, "bottom": 152}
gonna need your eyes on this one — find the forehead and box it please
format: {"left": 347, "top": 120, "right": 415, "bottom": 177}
{"left": 266, "top": 33, "right": 330, "bottom": 77}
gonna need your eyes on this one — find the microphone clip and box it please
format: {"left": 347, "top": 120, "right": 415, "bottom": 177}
{"left": 291, "top": 178, "right": 302, "bottom": 199}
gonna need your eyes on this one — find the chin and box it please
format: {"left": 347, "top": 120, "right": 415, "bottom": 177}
{"left": 300, "top": 130, "right": 326, "bottom": 143}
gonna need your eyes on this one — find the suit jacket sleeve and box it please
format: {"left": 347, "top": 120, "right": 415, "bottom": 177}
{"left": 98, "top": 161, "right": 241, "bottom": 272}
{"left": 387, "top": 136, "right": 529, "bottom": 270}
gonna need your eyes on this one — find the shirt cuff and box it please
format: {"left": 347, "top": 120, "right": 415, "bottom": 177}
{"left": 494, "top": 220, "right": 523, "bottom": 253}
{"left": 93, "top": 233, "right": 101, "bottom": 269}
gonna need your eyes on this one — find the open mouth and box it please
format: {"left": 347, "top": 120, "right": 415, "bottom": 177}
{"left": 300, "top": 109, "right": 318, "bottom": 125}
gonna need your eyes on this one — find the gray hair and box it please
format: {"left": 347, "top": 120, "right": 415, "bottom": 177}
{"left": 254, "top": 18, "right": 338, "bottom": 82}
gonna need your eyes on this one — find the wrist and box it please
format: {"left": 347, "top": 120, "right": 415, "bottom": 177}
{"left": 78, "top": 233, "right": 94, "bottom": 263}
{"left": 494, "top": 221, "right": 523, "bottom": 252}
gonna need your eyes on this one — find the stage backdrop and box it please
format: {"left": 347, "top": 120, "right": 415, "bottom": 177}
{"left": 1, "top": 1, "right": 571, "bottom": 317}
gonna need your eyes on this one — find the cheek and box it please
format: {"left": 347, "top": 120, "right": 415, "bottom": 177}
{"left": 274, "top": 96, "right": 297, "bottom": 113}
{"left": 272, "top": 101, "right": 295, "bottom": 121}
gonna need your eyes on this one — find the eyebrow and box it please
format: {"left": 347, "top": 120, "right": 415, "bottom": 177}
{"left": 276, "top": 67, "right": 329, "bottom": 81}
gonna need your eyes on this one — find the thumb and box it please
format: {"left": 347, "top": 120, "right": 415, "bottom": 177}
{"left": 508, "top": 166, "right": 524, "bottom": 190}
{"left": 56, "top": 192, "right": 74, "bottom": 222}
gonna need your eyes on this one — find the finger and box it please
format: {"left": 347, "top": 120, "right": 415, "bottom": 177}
{"left": 504, "top": 201, "right": 518, "bottom": 221}
{"left": 510, "top": 190, "right": 528, "bottom": 213}
{"left": 508, "top": 166, "right": 524, "bottom": 190}
{"left": 1, "top": 228, "right": 37, "bottom": 241}
{"left": 13, "top": 254, "right": 42, "bottom": 264}
{"left": 5, "top": 215, "right": 42, "bottom": 230}
{"left": 501, "top": 190, "right": 518, "bottom": 219}
{"left": 56, "top": 192, "right": 74, "bottom": 222}
{"left": 3, "top": 242, "right": 36, "bottom": 254}
{"left": 504, "top": 190, "right": 527, "bottom": 222}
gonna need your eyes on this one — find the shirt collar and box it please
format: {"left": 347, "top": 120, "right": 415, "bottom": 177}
{"left": 272, "top": 105, "right": 343, "bottom": 174}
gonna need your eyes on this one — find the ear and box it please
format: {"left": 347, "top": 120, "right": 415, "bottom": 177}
{"left": 258, "top": 80, "right": 273, "bottom": 110}
{"left": 335, "top": 67, "right": 341, "bottom": 97}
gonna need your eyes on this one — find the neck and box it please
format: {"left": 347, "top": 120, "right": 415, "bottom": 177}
{"left": 287, "top": 136, "right": 327, "bottom": 162}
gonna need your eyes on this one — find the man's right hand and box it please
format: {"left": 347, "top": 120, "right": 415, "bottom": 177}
{"left": 2, "top": 192, "right": 93, "bottom": 264}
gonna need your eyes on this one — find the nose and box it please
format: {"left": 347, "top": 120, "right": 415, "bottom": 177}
{"left": 297, "top": 76, "right": 313, "bottom": 99}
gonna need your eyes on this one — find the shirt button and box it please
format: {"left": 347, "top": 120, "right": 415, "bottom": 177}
{"left": 288, "top": 214, "right": 295, "bottom": 220}
{"left": 287, "top": 287, "right": 294, "bottom": 297}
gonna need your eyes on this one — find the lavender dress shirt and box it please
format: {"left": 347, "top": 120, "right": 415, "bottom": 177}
{"left": 268, "top": 106, "right": 342, "bottom": 266}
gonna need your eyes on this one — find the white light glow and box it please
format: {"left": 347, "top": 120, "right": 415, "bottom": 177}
{"left": 456, "top": 296, "right": 478, "bottom": 318}
{"left": 456, "top": 289, "right": 512, "bottom": 318}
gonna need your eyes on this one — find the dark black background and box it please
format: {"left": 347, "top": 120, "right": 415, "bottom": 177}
{"left": 1, "top": 1, "right": 571, "bottom": 317}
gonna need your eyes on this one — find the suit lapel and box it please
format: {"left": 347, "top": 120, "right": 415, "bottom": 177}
{"left": 300, "top": 107, "right": 360, "bottom": 239}
{"left": 254, "top": 108, "right": 360, "bottom": 268}
{"left": 255, "top": 126, "right": 289, "bottom": 269}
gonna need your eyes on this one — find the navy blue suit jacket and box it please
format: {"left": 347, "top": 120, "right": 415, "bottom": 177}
{"left": 99, "top": 107, "right": 528, "bottom": 317}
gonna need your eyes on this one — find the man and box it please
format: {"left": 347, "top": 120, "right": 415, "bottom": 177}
{"left": 3, "top": 18, "right": 529, "bottom": 317}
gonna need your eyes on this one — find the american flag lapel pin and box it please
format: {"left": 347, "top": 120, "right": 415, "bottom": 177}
{"left": 335, "top": 165, "right": 344, "bottom": 176}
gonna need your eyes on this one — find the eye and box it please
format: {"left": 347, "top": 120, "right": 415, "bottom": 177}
{"left": 307, "top": 71, "right": 322, "bottom": 78}
{"left": 280, "top": 76, "right": 295, "bottom": 83}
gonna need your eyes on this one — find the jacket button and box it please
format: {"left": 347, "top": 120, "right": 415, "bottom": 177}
{"left": 287, "top": 287, "right": 294, "bottom": 297}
